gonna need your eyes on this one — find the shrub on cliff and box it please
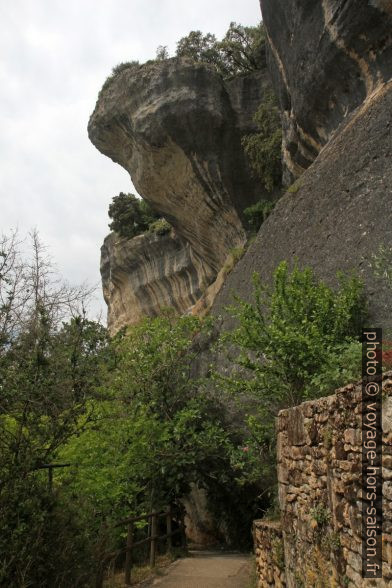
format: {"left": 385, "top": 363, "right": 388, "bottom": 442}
{"left": 243, "top": 199, "right": 275, "bottom": 233}
{"left": 148, "top": 218, "right": 172, "bottom": 236}
{"left": 242, "top": 90, "right": 282, "bottom": 192}
{"left": 108, "top": 192, "right": 162, "bottom": 238}
{"left": 98, "top": 60, "right": 140, "bottom": 100}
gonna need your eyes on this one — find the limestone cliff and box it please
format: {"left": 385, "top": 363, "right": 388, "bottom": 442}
{"left": 101, "top": 229, "right": 214, "bottom": 333}
{"left": 260, "top": 0, "right": 392, "bottom": 183}
{"left": 89, "top": 58, "right": 271, "bottom": 330}
{"left": 210, "top": 0, "right": 392, "bottom": 331}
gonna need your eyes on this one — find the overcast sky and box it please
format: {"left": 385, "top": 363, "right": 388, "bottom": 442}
{"left": 0, "top": 0, "right": 262, "bottom": 320}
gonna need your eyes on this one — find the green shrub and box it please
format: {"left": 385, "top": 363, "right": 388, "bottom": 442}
{"left": 310, "top": 503, "right": 331, "bottom": 527}
{"left": 243, "top": 199, "right": 275, "bottom": 233}
{"left": 108, "top": 193, "right": 161, "bottom": 238}
{"left": 0, "top": 480, "right": 95, "bottom": 587}
{"left": 242, "top": 91, "right": 282, "bottom": 191}
{"left": 217, "top": 262, "right": 367, "bottom": 473}
{"left": 148, "top": 218, "right": 172, "bottom": 236}
{"left": 307, "top": 340, "right": 362, "bottom": 397}
{"left": 98, "top": 61, "right": 140, "bottom": 99}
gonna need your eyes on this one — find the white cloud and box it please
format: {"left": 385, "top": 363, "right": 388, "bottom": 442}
{"left": 0, "top": 0, "right": 261, "bottom": 320}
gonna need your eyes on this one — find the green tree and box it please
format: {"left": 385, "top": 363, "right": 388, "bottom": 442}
{"left": 108, "top": 193, "right": 161, "bottom": 238}
{"left": 175, "top": 23, "right": 265, "bottom": 78}
{"left": 176, "top": 30, "right": 219, "bottom": 64}
{"left": 0, "top": 231, "right": 108, "bottom": 586}
{"left": 156, "top": 45, "right": 169, "bottom": 60}
{"left": 59, "top": 313, "right": 266, "bottom": 549}
{"left": 215, "top": 22, "right": 266, "bottom": 77}
{"left": 242, "top": 90, "right": 282, "bottom": 191}
{"left": 91, "top": 315, "right": 233, "bottom": 511}
{"left": 217, "top": 262, "right": 366, "bottom": 476}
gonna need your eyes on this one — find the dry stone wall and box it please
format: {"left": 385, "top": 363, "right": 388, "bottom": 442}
{"left": 254, "top": 373, "right": 392, "bottom": 587}
{"left": 253, "top": 520, "right": 286, "bottom": 587}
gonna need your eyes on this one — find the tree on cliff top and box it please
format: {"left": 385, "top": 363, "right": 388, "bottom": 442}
{"left": 175, "top": 22, "right": 265, "bottom": 77}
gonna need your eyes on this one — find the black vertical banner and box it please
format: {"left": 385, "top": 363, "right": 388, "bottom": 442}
{"left": 362, "top": 328, "right": 383, "bottom": 578}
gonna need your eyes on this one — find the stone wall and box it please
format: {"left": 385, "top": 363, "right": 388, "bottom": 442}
{"left": 253, "top": 520, "right": 286, "bottom": 587}
{"left": 254, "top": 373, "right": 392, "bottom": 587}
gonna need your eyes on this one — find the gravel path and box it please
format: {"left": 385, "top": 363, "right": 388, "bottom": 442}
{"left": 146, "top": 551, "right": 253, "bottom": 588}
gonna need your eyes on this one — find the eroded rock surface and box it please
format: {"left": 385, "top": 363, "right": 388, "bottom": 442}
{"left": 101, "top": 230, "right": 214, "bottom": 333}
{"left": 89, "top": 58, "right": 270, "bottom": 329}
{"left": 260, "top": 0, "right": 392, "bottom": 182}
{"left": 213, "top": 79, "right": 392, "bottom": 329}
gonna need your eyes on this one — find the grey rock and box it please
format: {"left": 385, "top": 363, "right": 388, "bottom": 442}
{"left": 260, "top": 0, "right": 392, "bottom": 183}
{"left": 88, "top": 58, "right": 272, "bottom": 329}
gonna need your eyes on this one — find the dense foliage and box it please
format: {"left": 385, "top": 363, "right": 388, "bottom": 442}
{"left": 242, "top": 90, "right": 283, "bottom": 192}
{"left": 59, "top": 313, "right": 266, "bottom": 549}
{"left": 175, "top": 22, "right": 266, "bottom": 77}
{"left": 108, "top": 193, "right": 171, "bottom": 239}
{"left": 216, "top": 262, "right": 366, "bottom": 489}
{"left": 1, "top": 232, "right": 369, "bottom": 585}
{"left": 243, "top": 199, "right": 275, "bottom": 234}
{"left": 103, "top": 22, "right": 265, "bottom": 92}
{"left": 0, "top": 231, "right": 108, "bottom": 586}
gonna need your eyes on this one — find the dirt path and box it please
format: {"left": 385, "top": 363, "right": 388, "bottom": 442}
{"left": 146, "top": 550, "right": 253, "bottom": 588}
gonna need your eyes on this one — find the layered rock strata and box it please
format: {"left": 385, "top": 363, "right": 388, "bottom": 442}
{"left": 101, "top": 230, "right": 215, "bottom": 333}
{"left": 89, "top": 59, "right": 270, "bottom": 329}
{"left": 213, "top": 3, "right": 392, "bottom": 329}
{"left": 260, "top": 0, "right": 392, "bottom": 183}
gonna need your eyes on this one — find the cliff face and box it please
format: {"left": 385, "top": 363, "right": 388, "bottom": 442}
{"left": 101, "top": 230, "right": 215, "bottom": 333}
{"left": 260, "top": 0, "right": 392, "bottom": 183}
{"left": 89, "top": 59, "right": 270, "bottom": 329}
{"left": 212, "top": 0, "right": 392, "bottom": 329}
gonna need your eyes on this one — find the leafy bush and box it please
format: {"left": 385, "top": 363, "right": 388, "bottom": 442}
{"left": 217, "top": 262, "right": 367, "bottom": 472}
{"left": 108, "top": 193, "right": 164, "bottom": 238}
{"left": 242, "top": 90, "right": 282, "bottom": 191}
{"left": 98, "top": 61, "right": 140, "bottom": 99}
{"left": 0, "top": 231, "right": 108, "bottom": 587}
{"left": 0, "top": 480, "right": 96, "bottom": 587}
{"left": 148, "top": 218, "right": 172, "bottom": 236}
{"left": 243, "top": 199, "right": 275, "bottom": 233}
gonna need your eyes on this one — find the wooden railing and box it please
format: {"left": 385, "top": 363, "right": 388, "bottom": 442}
{"left": 96, "top": 504, "right": 186, "bottom": 587}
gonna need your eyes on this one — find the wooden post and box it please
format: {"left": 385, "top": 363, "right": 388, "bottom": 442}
{"left": 124, "top": 521, "right": 134, "bottom": 586}
{"left": 166, "top": 505, "right": 173, "bottom": 553}
{"left": 150, "top": 510, "right": 157, "bottom": 568}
